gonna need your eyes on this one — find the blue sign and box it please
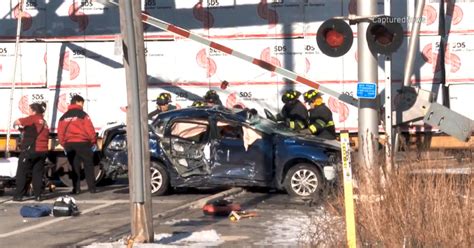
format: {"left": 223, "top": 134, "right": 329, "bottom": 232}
{"left": 357, "top": 82, "right": 377, "bottom": 99}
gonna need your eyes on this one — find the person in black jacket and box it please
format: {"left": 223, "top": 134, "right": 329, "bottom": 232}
{"left": 57, "top": 95, "right": 97, "bottom": 194}
{"left": 303, "top": 90, "right": 336, "bottom": 140}
{"left": 278, "top": 89, "right": 308, "bottom": 131}
{"left": 148, "top": 93, "right": 176, "bottom": 120}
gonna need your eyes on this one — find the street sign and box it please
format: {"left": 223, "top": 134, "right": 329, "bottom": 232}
{"left": 357, "top": 82, "right": 377, "bottom": 99}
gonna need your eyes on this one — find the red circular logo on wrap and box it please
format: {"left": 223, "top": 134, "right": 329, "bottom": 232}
{"left": 348, "top": 0, "right": 357, "bottom": 15}
{"left": 193, "top": 1, "right": 214, "bottom": 29}
{"left": 258, "top": 0, "right": 278, "bottom": 29}
{"left": 421, "top": 43, "right": 460, "bottom": 73}
{"left": 61, "top": 51, "right": 81, "bottom": 80}
{"left": 446, "top": 4, "right": 463, "bottom": 25}
{"left": 69, "top": 3, "right": 89, "bottom": 32}
{"left": 422, "top": 5, "right": 437, "bottom": 26}
{"left": 14, "top": 4, "right": 32, "bottom": 31}
{"left": 18, "top": 95, "right": 30, "bottom": 115}
{"left": 57, "top": 93, "right": 69, "bottom": 113}
{"left": 328, "top": 97, "right": 349, "bottom": 123}
{"left": 305, "top": 58, "right": 311, "bottom": 74}
{"left": 226, "top": 92, "right": 245, "bottom": 109}
{"left": 196, "top": 49, "right": 217, "bottom": 78}
{"left": 260, "top": 47, "right": 281, "bottom": 77}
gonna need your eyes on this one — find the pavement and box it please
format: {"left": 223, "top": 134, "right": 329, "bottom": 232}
{"left": 0, "top": 181, "right": 336, "bottom": 247}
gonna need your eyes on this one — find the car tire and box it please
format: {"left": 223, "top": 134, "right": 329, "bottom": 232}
{"left": 150, "top": 161, "right": 169, "bottom": 196}
{"left": 284, "top": 163, "right": 323, "bottom": 198}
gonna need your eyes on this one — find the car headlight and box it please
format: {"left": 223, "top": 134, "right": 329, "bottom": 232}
{"left": 108, "top": 135, "right": 127, "bottom": 150}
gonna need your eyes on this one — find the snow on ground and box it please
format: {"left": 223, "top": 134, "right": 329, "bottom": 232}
{"left": 85, "top": 230, "right": 223, "bottom": 248}
{"left": 253, "top": 207, "right": 342, "bottom": 246}
{"left": 162, "top": 219, "right": 190, "bottom": 225}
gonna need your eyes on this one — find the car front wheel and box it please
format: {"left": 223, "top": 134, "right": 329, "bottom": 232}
{"left": 150, "top": 161, "right": 169, "bottom": 196}
{"left": 284, "top": 163, "right": 323, "bottom": 198}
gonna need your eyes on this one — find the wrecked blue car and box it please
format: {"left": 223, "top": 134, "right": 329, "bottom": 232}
{"left": 100, "top": 106, "right": 341, "bottom": 198}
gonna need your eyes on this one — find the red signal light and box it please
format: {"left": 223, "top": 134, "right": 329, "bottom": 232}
{"left": 370, "top": 24, "right": 394, "bottom": 46}
{"left": 325, "top": 30, "right": 344, "bottom": 48}
{"left": 366, "top": 16, "right": 403, "bottom": 55}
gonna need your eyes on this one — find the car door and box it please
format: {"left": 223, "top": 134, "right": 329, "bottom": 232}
{"left": 210, "top": 118, "right": 273, "bottom": 182}
{"left": 162, "top": 118, "right": 212, "bottom": 177}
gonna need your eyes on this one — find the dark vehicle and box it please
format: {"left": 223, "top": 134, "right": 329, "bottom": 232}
{"left": 100, "top": 106, "right": 341, "bottom": 198}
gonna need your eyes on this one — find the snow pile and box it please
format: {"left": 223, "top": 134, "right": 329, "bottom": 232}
{"left": 154, "top": 229, "right": 222, "bottom": 246}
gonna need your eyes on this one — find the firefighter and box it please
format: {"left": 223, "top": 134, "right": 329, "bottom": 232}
{"left": 58, "top": 95, "right": 97, "bottom": 194}
{"left": 12, "top": 102, "right": 49, "bottom": 202}
{"left": 148, "top": 92, "right": 176, "bottom": 120}
{"left": 303, "top": 89, "right": 336, "bottom": 140}
{"left": 191, "top": 100, "right": 206, "bottom": 107}
{"left": 203, "top": 90, "right": 223, "bottom": 106}
{"left": 278, "top": 89, "right": 308, "bottom": 131}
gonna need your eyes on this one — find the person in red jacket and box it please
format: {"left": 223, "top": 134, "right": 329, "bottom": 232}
{"left": 12, "top": 102, "right": 49, "bottom": 202}
{"left": 58, "top": 95, "right": 97, "bottom": 194}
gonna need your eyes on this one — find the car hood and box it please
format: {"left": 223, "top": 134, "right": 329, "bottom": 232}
{"left": 278, "top": 133, "right": 341, "bottom": 151}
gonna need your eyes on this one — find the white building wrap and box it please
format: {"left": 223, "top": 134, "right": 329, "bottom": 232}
{"left": 0, "top": 0, "right": 472, "bottom": 134}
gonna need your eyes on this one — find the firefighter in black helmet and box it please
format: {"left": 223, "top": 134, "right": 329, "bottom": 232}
{"left": 303, "top": 89, "right": 336, "bottom": 140}
{"left": 203, "top": 90, "right": 223, "bottom": 106}
{"left": 277, "top": 89, "right": 308, "bottom": 131}
{"left": 148, "top": 92, "right": 176, "bottom": 120}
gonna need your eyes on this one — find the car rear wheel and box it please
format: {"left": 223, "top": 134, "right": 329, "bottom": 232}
{"left": 151, "top": 161, "right": 169, "bottom": 196}
{"left": 284, "top": 163, "right": 323, "bottom": 198}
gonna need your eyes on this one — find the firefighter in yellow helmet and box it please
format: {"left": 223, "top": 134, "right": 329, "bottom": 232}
{"left": 277, "top": 89, "right": 308, "bottom": 131}
{"left": 148, "top": 92, "right": 176, "bottom": 120}
{"left": 303, "top": 89, "right": 336, "bottom": 140}
{"left": 191, "top": 100, "right": 206, "bottom": 107}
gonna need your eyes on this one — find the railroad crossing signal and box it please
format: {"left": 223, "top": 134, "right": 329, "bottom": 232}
{"left": 317, "top": 16, "right": 403, "bottom": 57}
{"left": 366, "top": 16, "right": 404, "bottom": 55}
{"left": 316, "top": 19, "right": 353, "bottom": 57}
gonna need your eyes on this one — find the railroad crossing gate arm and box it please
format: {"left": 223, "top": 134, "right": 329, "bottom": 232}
{"left": 393, "top": 86, "right": 473, "bottom": 142}
{"left": 423, "top": 103, "right": 474, "bottom": 142}
{"left": 97, "top": 0, "right": 359, "bottom": 108}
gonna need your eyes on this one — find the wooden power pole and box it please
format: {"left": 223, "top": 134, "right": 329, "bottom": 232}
{"left": 118, "top": 0, "right": 154, "bottom": 242}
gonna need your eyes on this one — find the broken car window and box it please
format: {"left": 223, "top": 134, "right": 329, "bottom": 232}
{"left": 216, "top": 121, "right": 243, "bottom": 139}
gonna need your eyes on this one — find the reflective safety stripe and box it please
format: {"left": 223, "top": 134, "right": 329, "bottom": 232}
{"left": 309, "top": 124, "right": 317, "bottom": 134}
{"left": 316, "top": 119, "right": 326, "bottom": 127}
{"left": 289, "top": 121, "right": 295, "bottom": 129}
{"left": 327, "top": 121, "right": 335, "bottom": 127}
{"left": 297, "top": 120, "right": 305, "bottom": 129}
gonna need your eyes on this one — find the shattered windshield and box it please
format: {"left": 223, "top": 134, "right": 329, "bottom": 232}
{"left": 248, "top": 115, "right": 296, "bottom": 136}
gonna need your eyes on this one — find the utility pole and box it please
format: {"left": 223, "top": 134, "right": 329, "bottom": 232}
{"left": 357, "top": 0, "right": 379, "bottom": 172}
{"left": 118, "top": 0, "right": 154, "bottom": 243}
